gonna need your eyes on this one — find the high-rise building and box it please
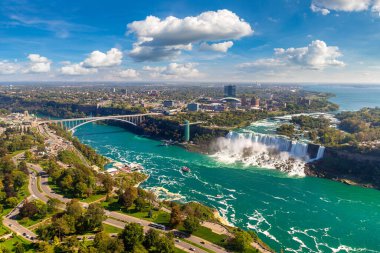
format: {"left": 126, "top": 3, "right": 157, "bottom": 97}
{"left": 251, "top": 97, "right": 260, "bottom": 108}
{"left": 224, "top": 85, "right": 236, "bottom": 97}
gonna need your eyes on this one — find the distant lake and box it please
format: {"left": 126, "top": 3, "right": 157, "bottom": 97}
{"left": 303, "top": 84, "right": 380, "bottom": 111}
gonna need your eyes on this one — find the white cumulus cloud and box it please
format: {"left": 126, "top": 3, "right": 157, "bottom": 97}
{"left": 25, "top": 54, "right": 51, "bottom": 73}
{"left": 0, "top": 61, "right": 20, "bottom": 74}
{"left": 83, "top": 48, "right": 123, "bottom": 68}
{"left": 310, "top": 0, "right": 380, "bottom": 15}
{"left": 60, "top": 63, "right": 97, "bottom": 75}
{"left": 239, "top": 40, "right": 345, "bottom": 70}
{"left": 199, "top": 41, "right": 234, "bottom": 53}
{"left": 118, "top": 69, "right": 140, "bottom": 78}
{"left": 127, "top": 9, "right": 253, "bottom": 61}
{"left": 275, "top": 40, "right": 345, "bottom": 69}
{"left": 143, "top": 63, "right": 200, "bottom": 79}
{"left": 60, "top": 48, "right": 122, "bottom": 75}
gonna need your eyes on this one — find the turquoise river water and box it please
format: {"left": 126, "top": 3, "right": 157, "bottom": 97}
{"left": 74, "top": 85, "right": 380, "bottom": 253}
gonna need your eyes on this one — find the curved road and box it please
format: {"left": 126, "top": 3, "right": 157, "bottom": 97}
{"left": 26, "top": 162, "right": 224, "bottom": 253}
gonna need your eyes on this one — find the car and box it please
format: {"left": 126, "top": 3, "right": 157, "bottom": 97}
{"left": 22, "top": 233, "right": 26, "bottom": 236}
{"left": 200, "top": 241, "right": 205, "bottom": 245}
{"left": 189, "top": 247, "right": 196, "bottom": 251}
{"left": 175, "top": 239, "right": 180, "bottom": 243}
{"left": 8, "top": 224, "right": 12, "bottom": 227}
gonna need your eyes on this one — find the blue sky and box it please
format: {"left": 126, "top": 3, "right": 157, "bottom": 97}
{"left": 0, "top": 0, "right": 380, "bottom": 83}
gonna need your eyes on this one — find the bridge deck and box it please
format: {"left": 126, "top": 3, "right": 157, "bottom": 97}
{"left": 38, "top": 113, "right": 160, "bottom": 124}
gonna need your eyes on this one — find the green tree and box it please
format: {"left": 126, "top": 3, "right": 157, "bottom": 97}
{"left": 183, "top": 215, "right": 200, "bottom": 233}
{"left": 134, "top": 197, "right": 147, "bottom": 212}
{"left": 6, "top": 197, "right": 18, "bottom": 208}
{"left": 120, "top": 223, "right": 144, "bottom": 252}
{"left": 66, "top": 199, "right": 83, "bottom": 219}
{"left": 47, "top": 198, "right": 61, "bottom": 213}
{"left": 101, "top": 174, "right": 114, "bottom": 199}
{"left": 144, "top": 229, "right": 175, "bottom": 253}
{"left": 19, "top": 200, "right": 38, "bottom": 218}
{"left": 83, "top": 203, "right": 105, "bottom": 231}
{"left": 169, "top": 205, "right": 182, "bottom": 228}
{"left": 119, "top": 187, "right": 138, "bottom": 209}
{"left": 24, "top": 150, "right": 33, "bottom": 161}
{"left": 14, "top": 242, "right": 25, "bottom": 253}
{"left": 228, "top": 230, "right": 253, "bottom": 252}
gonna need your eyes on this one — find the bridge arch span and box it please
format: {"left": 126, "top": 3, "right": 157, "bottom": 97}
{"left": 68, "top": 118, "right": 137, "bottom": 132}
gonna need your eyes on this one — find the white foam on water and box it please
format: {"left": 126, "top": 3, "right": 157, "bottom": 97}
{"left": 286, "top": 227, "right": 380, "bottom": 253}
{"left": 147, "top": 186, "right": 186, "bottom": 202}
{"left": 246, "top": 210, "right": 280, "bottom": 243}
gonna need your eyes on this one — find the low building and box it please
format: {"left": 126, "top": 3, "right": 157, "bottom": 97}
{"left": 187, "top": 103, "right": 200, "bottom": 112}
{"left": 200, "top": 103, "right": 225, "bottom": 112}
{"left": 163, "top": 100, "right": 175, "bottom": 108}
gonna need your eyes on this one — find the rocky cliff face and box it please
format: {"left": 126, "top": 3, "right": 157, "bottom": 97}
{"left": 306, "top": 147, "right": 380, "bottom": 189}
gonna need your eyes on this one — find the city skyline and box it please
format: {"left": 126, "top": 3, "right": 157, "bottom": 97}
{"left": 1, "top": 0, "right": 380, "bottom": 83}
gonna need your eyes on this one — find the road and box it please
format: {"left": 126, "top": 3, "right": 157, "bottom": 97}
{"left": 2, "top": 155, "right": 38, "bottom": 241}
{"left": 25, "top": 162, "right": 217, "bottom": 253}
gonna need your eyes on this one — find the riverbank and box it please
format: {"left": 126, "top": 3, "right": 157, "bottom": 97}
{"left": 306, "top": 146, "right": 380, "bottom": 190}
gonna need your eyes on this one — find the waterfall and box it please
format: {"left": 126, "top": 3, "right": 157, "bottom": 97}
{"left": 211, "top": 131, "right": 325, "bottom": 176}
{"left": 310, "top": 146, "right": 325, "bottom": 161}
{"left": 227, "top": 132, "right": 312, "bottom": 160}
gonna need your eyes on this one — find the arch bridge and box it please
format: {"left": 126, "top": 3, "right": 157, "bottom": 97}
{"left": 38, "top": 113, "right": 159, "bottom": 132}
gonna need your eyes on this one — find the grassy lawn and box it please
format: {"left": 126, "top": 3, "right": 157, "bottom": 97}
{"left": 18, "top": 182, "right": 30, "bottom": 201}
{"left": 175, "top": 248, "right": 188, "bottom": 253}
{"left": 80, "top": 193, "right": 106, "bottom": 203}
{"left": 0, "top": 235, "right": 34, "bottom": 252}
{"left": 0, "top": 207, "right": 13, "bottom": 219}
{"left": 48, "top": 177, "right": 106, "bottom": 203}
{"left": 102, "top": 197, "right": 170, "bottom": 226}
{"left": 10, "top": 150, "right": 26, "bottom": 157}
{"left": 102, "top": 224, "right": 123, "bottom": 234}
{"left": 0, "top": 224, "right": 10, "bottom": 236}
{"left": 17, "top": 213, "right": 54, "bottom": 228}
{"left": 178, "top": 225, "right": 228, "bottom": 246}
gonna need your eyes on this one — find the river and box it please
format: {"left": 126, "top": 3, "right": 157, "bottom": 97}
{"left": 74, "top": 85, "right": 380, "bottom": 253}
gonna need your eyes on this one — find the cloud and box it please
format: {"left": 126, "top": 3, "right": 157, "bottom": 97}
{"left": 83, "top": 48, "right": 123, "bottom": 68}
{"left": 310, "top": 4, "right": 331, "bottom": 15}
{"left": 127, "top": 9, "right": 253, "bottom": 61}
{"left": 372, "top": 0, "right": 380, "bottom": 14}
{"left": 239, "top": 40, "right": 345, "bottom": 70}
{"left": 199, "top": 41, "right": 234, "bottom": 53}
{"left": 118, "top": 69, "right": 140, "bottom": 78}
{"left": 238, "top": 58, "right": 285, "bottom": 69}
{"left": 60, "top": 63, "right": 98, "bottom": 75}
{"left": 25, "top": 54, "right": 51, "bottom": 73}
{"left": 60, "top": 48, "right": 122, "bottom": 75}
{"left": 275, "top": 40, "right": 345, "bottom": 69}
{"left": 0, "top": 60, "right": 20, "bottom": 74}
{"left": 310, "top": 0, "right": 380, "bottom": 15}
{"left": 8, "top": 14, "right": 93, "bottom": 38}
{"left": 143, "top": 63, "right": 200, "bottom": 79}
